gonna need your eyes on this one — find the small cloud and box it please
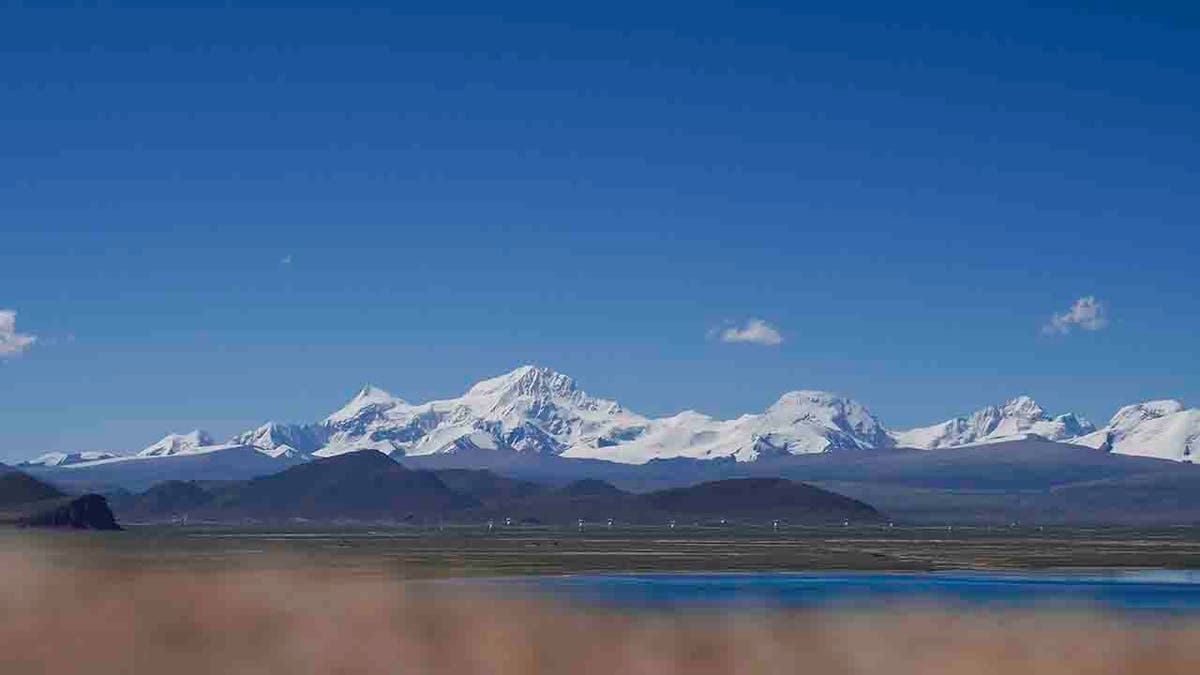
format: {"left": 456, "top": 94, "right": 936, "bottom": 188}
{"left": 280, "top": 254, "right": 293, "bottom": 265}
{"left": 1043, "top": 296, "right": 1108, "bottom": 335}
{"left": 716, "top": 318, "right": 784, "bottom": 346}
{"left": 0, "top": 309, "right": 37, "bottom": 357}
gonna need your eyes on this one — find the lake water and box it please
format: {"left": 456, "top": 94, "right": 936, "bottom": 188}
{"left": 478, "top": 570, "right": 1200, "bottom": 612}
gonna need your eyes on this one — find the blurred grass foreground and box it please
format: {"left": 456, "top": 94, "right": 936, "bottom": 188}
{"left": 2, "top": 549, "right": 1199, "bottom": 675}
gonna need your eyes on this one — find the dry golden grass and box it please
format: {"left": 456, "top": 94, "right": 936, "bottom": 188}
{"left": 2, "top": 550, "right": 1198, "bottom": 675}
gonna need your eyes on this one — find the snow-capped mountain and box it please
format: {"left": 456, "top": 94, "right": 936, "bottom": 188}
{"left": 23, "top": 428, "right": 309, "bottom": 474}
{"left": 18, "top": 451, "right": 120, "bottom": 468}
{"left": 564, "top": 390, "right": 894, "bottom": 463}
{"left": 219, "top": 369, "right": 1193, "bottom": 465}
{"left": 134, "top": 429, "right": 307, "bottom": 460}
{"left": 317, "top": 366, "right": 650, "bottom": 458}
{"left": 1071, "top": 400, "right": 1198, "bottom": 463}
{"left": 21, "top": 366, "right": 1198, "bottom": 469}
{"left": 230, "top": 422, "right": 328, "bottom": 457}
{"left": 138, "top": 430, "right": 217, "bottom": 457}
{"left": 227, "top": 366, "right": 892, "bottom": 464}
{"left": 890, "top": 396, "right": 1095, "bottom": 449}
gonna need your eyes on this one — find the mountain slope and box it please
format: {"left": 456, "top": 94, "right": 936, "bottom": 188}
{"left": 229, "top": 422, "right": 326, "bottom": 458}
{"left": 0, "top": 465, "right": 121, "bottom": 530}
{"left": 202, "top": 451, "right": 477, "bottom": 516}
{"left": 110, "top": 458, "right": 885, "bottom": 525}
{"left": 236, "top": 369, "right": 1190, "bottom": 464}
{"left": 316, "top": 367, "right": 649, "bottom": 458}
{"left": 0, "top": 465, "right": 66, "bottom": 505}
{"left": 431, "top": 469, "right": 547, "bottom": 505}
{"left": 24, "top": 444, "right": 309, "bottom": 493}
{"left": 407, "top": 438, "right": 1200, "bottom": 524}
{"left": 563, "top": 390, "right": 894, "bottom": 463}
{"left": 1071, "top": 400, "right": 1198, "bottom": 463}
{"left": 18, "top": 451, "right": 120, "bottom": 468}
{"left": 643, "top": 478, "right": 882, "bottom": 521}
{"left": 103, "top": 436, "right": 1200, "bottom": 525}
{"left": 138, "top": 430, "right": 216, "bottom": 457}
{"left": 891, "top": 396, "right": 1094, "bottom": 449}
{"left": 226, "top": 367, "right": 891, "bottom": 465}
{"left": 111, "top": 451, "right": 479, "bottom": 519}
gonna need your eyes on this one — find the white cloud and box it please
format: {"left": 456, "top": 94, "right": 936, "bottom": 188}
{"left": 1043, "top": 296, "right": 1108, "bottom": 335}
{"left": 717, "top": 318, "right": 784, "bottom": 346}
{"left": 0, "top": 309, "right": 36, "bottom": 357}
{"left": 280, "top": 254, "right": 292, "bottom": 265}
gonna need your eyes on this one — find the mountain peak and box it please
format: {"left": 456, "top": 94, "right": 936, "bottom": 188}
{"left": 892, "top": 396, "right": 1092, "bottom": 449}
{"left": 1071, "top": 399, "right": 1196, "bottom": 462}
{"left": 325, "top": 384, "right": 406, "bottom": 424}
{"left": 756, "top": 390, "right": 892, "bottom": 454}
{"left": 138, "top": 430, "right": 215, "bottom": 457}
{"left": 353, "top": 384, "right": 398, "bottom": 403}
{"left": 19, "top": 451, "right": 121, "bottom": 467}
{"left": 230, "top": 421, "right": 327, "bottom": 455}
{"left": 216, "top": 375, "right": 1192, "bottom": 466}
{"left": 770, "top": 390, "right": 848, "bottom": 408}
{"left": 767, "top": 391, "right": 882, "bottom": 425}
{"left": 1107, "top": 399, "right": 1186, "bottom": 429}
{"left": 999, "top": 395, "right": 1044, "bottom": 418}
{"left": 466, "top": 365, "right": 578, "bottom": 400}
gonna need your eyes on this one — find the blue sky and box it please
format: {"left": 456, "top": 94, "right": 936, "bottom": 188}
{"left": 2, "top": 1, "right": 1198, "bottom": 460}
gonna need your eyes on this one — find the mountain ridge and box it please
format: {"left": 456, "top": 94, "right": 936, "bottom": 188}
{"left": 108, "top": 450, "right": 885, "bottom": 525}
{"left": 19, "top": 366, "right": 1197, "bottom": 469}
{"left": 890, "top": 396, "right": 1097, "bottom": 449}
{"left": 1071, "top": 400, "right": 1198, "bottom": 462}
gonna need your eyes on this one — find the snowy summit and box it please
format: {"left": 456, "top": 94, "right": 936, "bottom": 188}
{"left": 22, "top": 367, "right": 1199, "bottom": 467}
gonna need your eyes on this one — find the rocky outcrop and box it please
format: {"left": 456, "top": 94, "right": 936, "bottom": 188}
{"left": 18, "top": 494, "right": 122, "bottom": 530}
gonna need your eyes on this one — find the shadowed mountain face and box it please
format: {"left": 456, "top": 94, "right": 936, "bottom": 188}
{"left": 112, "top": 451, "right": 477, "bottom": 518}
{"left": 469, "top": 477, "right": 884, "bottom": 525}
{"left": 217, "top": 451, "right": 478, "bottom": 516}
{"left": 644, "top": 478, "right": 881, "bottom": 520}
{"left": 557, "top": 479, "right": 626, "bottom": 497}
{"left": 109, "top": 452, "right": 882, "bottom": 524}
{"left": 402, "top": 440, "right": 1200, "bottom": 525}
{"left": 432, "top": 469, "right": 547, "bottom": 503}
{"left": 131, "top": 481, "right": 217, "bottom": 513}
{"left": 102, "top": 440, "right": 1200, "bottom": 525}
{"left": 0, "top": 466, "right": 65, "bottom": 506}
{"left": 401, "top": 439, "right": 1192, "bottom": 490}
{"left": 260, "top": 452, "right": 466, "bottom": 511}
{"left": 0, "top": 465, "right": 121, "bottom": 530}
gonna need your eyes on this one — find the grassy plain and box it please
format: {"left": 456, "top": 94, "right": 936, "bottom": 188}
{"left": 6, "top": 523, "right": 1200, "bottom": 577}
{"left": 4, "top": 526, "right": 1200, "bottom": 674}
